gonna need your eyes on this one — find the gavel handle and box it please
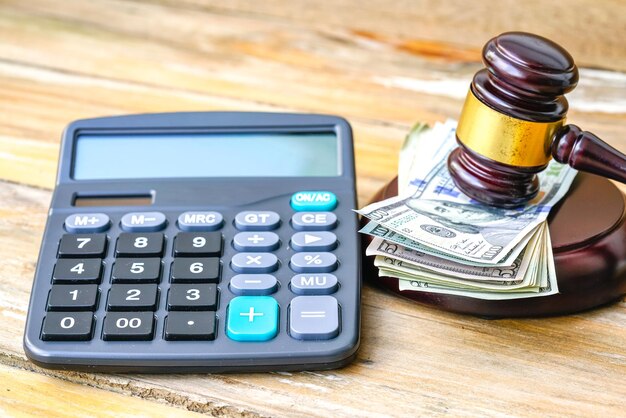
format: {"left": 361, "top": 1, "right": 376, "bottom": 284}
{"left": 552, "top": 124, "right": 626, "bottom": 184}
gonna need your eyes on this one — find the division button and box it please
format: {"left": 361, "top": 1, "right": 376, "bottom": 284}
{"left": 226, "top": 296, "right": 279, "bottom": 342}
{"left": 165, "top": 312, "right": 216, "bottom": 341}
{"left": 120, "top": 212, "right": 167, "bottom": 232}
{"left": 230, "top": 274, "right": 278, "bottom": 296}
{"left": 112, "top": 258, "right": 162, "bottom": 283}
{"left": 230, "top": 253, "right": 279, "bottom": 274}
{"left": 234, "top": 211, "right": 280, "bottom": 231}
{"left": 41, "top": 312, "right": 94, "bottom": 341}
{"left": 177, "top": 211, "right": 224, "bottom": 232}
{"left": 291, "top": 212, "right": 337, "bottom": 231}
{"left": 289, "top": 296, "right": 339, "bottom": 340}
{"left": 290, "top": 232, "right": 337, "bottom": 252}
{"left": 47, "top": 285, "right": 99, "bottom": 311}
{"left": 290, "top": 191, "right": 337, "bottom": 212}
{"left": 232, "top": 232, "right": 280, "bottom": 252}
{"left": 168, "top": 284, "right": 218, "bottom": 311}
{"left": 290, "top": 274, "right": 338, "bottom": 295}
{"left": 107, "top": 284, "right": 158, "bottom": 311}
{"left": 52, "top": 259, "right": 102, "bottom": 284}
{"left": 174, "top": 232, "right": 222, "bottom": 256}
{"left": 102, "top": 312, "right": 154, "bottom": 341}
{"left": 64, "top": 213, "right": 110, "bottom": 233}
{"left": 58, "top": 233, "right": 107, "bottom": 258}
{"left": 289, "top": 252, "right": 337, "bottom": 273}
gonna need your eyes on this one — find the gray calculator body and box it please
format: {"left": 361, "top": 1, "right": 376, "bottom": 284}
{"left": 23, "top": 112, "right": 361, "bottom": 372}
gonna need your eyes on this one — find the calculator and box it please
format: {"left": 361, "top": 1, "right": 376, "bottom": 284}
{"left": 23, "top": 112, "right": 361, "bottom": 372}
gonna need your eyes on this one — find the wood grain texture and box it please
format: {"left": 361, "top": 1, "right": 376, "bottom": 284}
{"left": 0, "top": 0, "right": 625, "bottom": 416}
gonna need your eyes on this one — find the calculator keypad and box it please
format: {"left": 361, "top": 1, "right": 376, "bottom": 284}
{"left": 40, "top": 191, "right": 345, "bottom": 345}
{"left": 116, "top": 233, "right": 164, "bottom": 256}
{"left": 48, "top": 285, "right": 99, "bottom": 311}
{"left": 42, "top": 312, "right": 94, "bottom": 341}
{"left": 58, "top": 234, "right": 107, "bottom": 258}
{"left": 107, "top": 284, "right": 158, "bottom": 311}
{"left": 170, "top": 258, "right": 220, "bottom": 283}
{"left": 173, "top": 232, "right": 222, "bottom": 256}
{"left": 112, "top": 258, "right": 162, "bottom": 283}
{"left": 103, "top": 312, "right": 154, "bottom": 341}
{"left": 52, "top": 259, "right": 102, "bottom": 284}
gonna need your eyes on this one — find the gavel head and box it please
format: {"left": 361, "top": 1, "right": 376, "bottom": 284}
{"left": 447, "top": 32, "right": 579, "bottom": 207}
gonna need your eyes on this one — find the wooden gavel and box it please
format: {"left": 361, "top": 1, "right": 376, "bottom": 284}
{"left": 447, "top": 32, "right": 626, "bottom": 207}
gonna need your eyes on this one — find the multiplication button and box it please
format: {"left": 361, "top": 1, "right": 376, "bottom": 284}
{"left": 231, "top": 253, "right": 278, "bottom": 274}
{"left": 291, "top": 212, "right": 337, "bottom": 231}
{"left": 289, "top": 296, "right": 339, "bottom": 340}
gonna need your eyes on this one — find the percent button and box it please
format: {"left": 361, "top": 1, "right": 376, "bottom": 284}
{"left": 289, "top": 252, "right": 337, "bottom": 273}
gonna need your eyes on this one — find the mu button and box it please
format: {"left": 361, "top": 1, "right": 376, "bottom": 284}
{"left": 226, "top": 296, "right": 279, "bottom": 342}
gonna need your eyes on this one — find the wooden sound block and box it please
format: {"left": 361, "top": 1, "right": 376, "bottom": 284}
{"left": 362, "top": 172, "right": 626, "bottom": 317}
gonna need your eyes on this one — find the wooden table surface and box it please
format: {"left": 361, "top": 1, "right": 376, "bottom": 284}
{"left": 1, "top": 1, "right": 625, "bottom": 416}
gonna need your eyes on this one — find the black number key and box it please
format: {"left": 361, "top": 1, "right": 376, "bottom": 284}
{"left": 41, "top": 312, "right": 94, "bottom": 341}
{"left": 116, "top": 233, "right": 163, "bottom": 257}
{"left": 168, "top": 284, "right": 218, "bottom": 311}
{"left": 107, "top": 284, "right": 158, "bottom": 311}
{"left": 48, "top": 285, "right": 98, "bottom": 311}
{"left": 112, "top": 258, "right": 161, "bottom": 283}
{"left": 165, "top": 312, "right": 216, "bottom": 340}
{"left": 58, "top": 234, "right": 107, "bottom": 258}
{"left": 52, "top": 259, "right": 102, "bottom": 284}
{"left": 102, "top": 312, "right": 154, "bottom": 341}
{"left": 170, "top": 258, "right": 220, "bottom": 283}
{"left": 173, "top": 232, "right": 222, "bottom": 256}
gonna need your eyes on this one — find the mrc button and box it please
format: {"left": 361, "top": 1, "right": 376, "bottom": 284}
{"left": 178, "top": 211, "right": 224, "bottom": 231}
{"left": 290, "top": 191, "right": 337, "bottom": 211}
{"left": 65, "top": 213, "right": 110, "bottom": 233}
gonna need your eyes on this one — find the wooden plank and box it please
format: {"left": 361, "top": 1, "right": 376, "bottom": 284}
{"left": 1, "top": 180, "right": 625, "bottom": 417}
{"left": 0, "top": 364, "right": 204, "bottom": 417}
{"left": 165, "top": 0, "right": 626, "bottom": 71}
{"left": 0, "top": 1, "right": 624, "bottom": 190}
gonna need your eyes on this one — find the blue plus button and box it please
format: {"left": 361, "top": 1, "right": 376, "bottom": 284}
{"left": 226, "top": 296, "right": 279, "bottom": 342}
{"left": 291, "top": 191, "right": 337, "bottom": 211}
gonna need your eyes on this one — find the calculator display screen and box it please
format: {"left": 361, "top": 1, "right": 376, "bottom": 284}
{"left": 72, "top": 132, "right": 339, "bottom": 179}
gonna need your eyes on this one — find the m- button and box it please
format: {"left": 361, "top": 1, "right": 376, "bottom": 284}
{"left": 121, "top": 212, "right": 166, "bottom": 232}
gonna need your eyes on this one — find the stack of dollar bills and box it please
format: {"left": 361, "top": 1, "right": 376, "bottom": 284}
{"left": 358, "top": 120, "right": 578, "bottom": 300}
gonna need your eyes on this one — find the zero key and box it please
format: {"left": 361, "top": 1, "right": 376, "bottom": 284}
{"left": 41, "top": 312, "right": 94, "bottom": 341}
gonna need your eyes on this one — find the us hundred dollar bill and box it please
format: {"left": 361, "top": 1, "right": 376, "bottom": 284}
{"left": 357, "top": 124, "right": 577, "bottom": 264}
